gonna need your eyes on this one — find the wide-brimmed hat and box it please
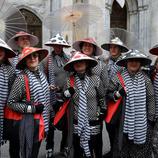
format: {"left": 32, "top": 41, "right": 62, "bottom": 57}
{"left": 16, "top": 47, "right": 48, "bottom": 70}
{"left": 45, "top": 33, "right": 71, "bottom": 48}
{"left": 64, "top": 51, "right": 98, "bottom": 72}
{"left": 0, "top": 38, "right": 16, "bottom": 58}
{"left": 149, "top": 44, "right": 158, "bottom": 55}
{"left": 116, "top": 49, "right": 151, "bottom": 67}
{"left": 7, "top": 31, "right": 39, "bottom": 50}
{"left": 101, "top": 37, "right": 129, "bottom": 53}
{"left": 72, "top": 38, "right": 103, "bottom": 56}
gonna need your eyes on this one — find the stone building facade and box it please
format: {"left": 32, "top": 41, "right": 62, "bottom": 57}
{"left": 6, "top": 0, "right": 158, "bottom": 58}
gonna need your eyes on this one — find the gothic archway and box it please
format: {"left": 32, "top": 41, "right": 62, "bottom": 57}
{"left": 20, "top": 8, "right": 42, "bottom": 47}
{"left": 110, "top": 0, "right": 127, "bottom": 29}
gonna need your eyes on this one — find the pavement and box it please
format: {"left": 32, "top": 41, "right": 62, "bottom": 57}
{"left": 1, "top": 124, "right": 110, "bottom": 158}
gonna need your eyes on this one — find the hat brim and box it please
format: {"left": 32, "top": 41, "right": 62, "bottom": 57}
{"left": 64, "top": 58, "right": 98, "bottom": 72}
{"left": 0, "top": 46, "right": 16, "bottom": 58}
{"left": 116, "top": 57, "right": 151, "bottom": 67}
{"left": 45, "top": 42, "right": 71, "bottom": 48}
{"left": 149, "top": 47, "right": 158, "bottom": 55}
{"left": 101, "top": 43, "right": 129, "bottom": 53}
{"left": 73, "top": 41, "right": 103, "bottom": 56}
{"left": 8, "top": 34, "right": 39, "bottom": 50}
{"left": 16, "top": 49, "right": 48, "bottom": 70}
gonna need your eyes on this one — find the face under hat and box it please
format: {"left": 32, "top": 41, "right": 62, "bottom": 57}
{"left": 7, "top": 31, "right": 39, "bottom": 50}
{"left": 101, "top": 37, "right": 129, "bottom": 53}
{"left": 116, "top": 49, "right": 151, "bottom": 67}
{"left": 64, "top": 51, "right": 98, "bottom": 72}
{"left": 72, "top": 37, "right": 103, "bottom": 56}
{"left": 16, "top": 47, "right": 48, "bottom": 70}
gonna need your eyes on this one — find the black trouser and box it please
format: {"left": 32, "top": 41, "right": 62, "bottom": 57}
{"left": 46, "top": 124, "right": 55, "bottom": 150}
{"left": 9, "top": 136, "right": 20, "bottom": 158}
{"left": 73, "top": 133, "right": 102, "bottom": 158}
{"left": 60, "top": 127, "right": 68, "bottom": 152}
{"left": 9, "top": 135, "right": 41, "bottom": 158}
{"left": 46, "top": 118, "right": 68, "bottom": 152}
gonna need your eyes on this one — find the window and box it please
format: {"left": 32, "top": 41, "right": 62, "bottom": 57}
{"left": 73, "top": 0, "right": 84, "bottom": 3}
{"left": 110, "top": 0, "right": 127, "bottom": 29}
{"left": 20, "top": 9, "right": 42, "bottom": 47}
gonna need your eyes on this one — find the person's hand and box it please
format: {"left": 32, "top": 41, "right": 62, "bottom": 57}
{"left": 63, "top": 87, "right": 75, "bottom": 98}
{"left": 115, "top": 87, "right": 126, "bottom": 99}
{"left": 24, "top": 102, "right": 35, "bottom": 113}
{"left": 49, "top": 84, "right": 60, "bottom": 91}
{"left": 24, "top": 102, "right": 44, "bottom": 114}
{"left": 35, "top": 103, "right": 44, "bottom": 114}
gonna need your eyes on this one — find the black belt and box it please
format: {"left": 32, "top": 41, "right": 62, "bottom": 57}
{"left": 73, "top": 119, "right": 101, "bottom": 126}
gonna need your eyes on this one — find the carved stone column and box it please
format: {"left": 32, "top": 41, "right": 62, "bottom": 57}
{"left": 137, "top": 5, "right": 150, "bottom": 54}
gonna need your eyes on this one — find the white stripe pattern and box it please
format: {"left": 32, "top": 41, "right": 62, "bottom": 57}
{"left": 108, "top": 58, "right": 122, "bottom": 79}
{"left": 75, "top": 75, "right": 91, "bottom": 157}
{"left": 0, "top": 65, "right": 8, "bottom": 145}
{"left": 48, "top": 55, "right": 56, "bottom": 105}
{"left": 122, "top": 69, "right": 147, "bottom": 144}
{"left": 25, "top": 69, "right": 50, "bottom": 132}
{"left": 11, "top": 55, "right": 21, "bottom": 75}
{"left": 154, "top": 72, "right": 158, "bottom": 118}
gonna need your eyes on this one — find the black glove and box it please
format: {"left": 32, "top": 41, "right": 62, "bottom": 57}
{"left": 63, "top": 87, "right": 75, "bottom": 98}
{"left": 99, "top": 108, "right": 107, "bottom": 121}
{"left": 115, "top": 87, "right": 126, "bottom": 99}
{"left": 35, "top": 103, "right": 44, "bottom": 114}
{"left": 119, "top": 88, "right": 126, "bottom": 96}
{"left": 148, "top": 120, "right": 155, "bottom": 128}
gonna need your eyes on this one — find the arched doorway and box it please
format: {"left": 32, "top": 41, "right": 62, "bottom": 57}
{"left": 20, "top": 9, "right": 42, "bottom": 47}
{"left": 110, "top": 0, "right": 127, "bottom": 29}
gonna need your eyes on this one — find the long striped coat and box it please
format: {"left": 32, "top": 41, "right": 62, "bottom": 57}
{"left": 7, "top": 70, "right": 50, "bottom": 141}
{"left": 66, "top": 74, "right": 105, "bottom": 134}
{"left": 0, "top": 64, "right": 15, "bottom": 145}
{"left": 107, "top": 70, "right": 155, "bottom": 158}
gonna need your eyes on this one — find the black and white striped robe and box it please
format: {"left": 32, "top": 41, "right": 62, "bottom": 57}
{"left": 92, "top": 57, "right": 109, "bottom": 106}
{"left": 0, "top": 64, "right": 15, "bottom": 146}
{"left": 108, "top": 69, "right": 155, "bottom": 158}
{"left": 9, "top": 51, "right": 21, "bottom": 75}
{"left": 107, "top": 56, "right": 123, "bottom": 80}
{"left": 7, "top": 68, "right": 51, "bottom": 138}
{"left": 41, "top": 52, "right": 70, "bottom": 104}
{"left": 66, "top": 74, "right": 105, "bottom": 156}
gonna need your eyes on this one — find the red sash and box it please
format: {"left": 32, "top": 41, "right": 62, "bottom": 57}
{"left": 105, "top": 72, "right": 125, "bottom": 123}
{"left": 4, "top": 75, "right": 45, "bottom": 141}
{"left": 54, "top": 75, "right": 74, "bottom": 125}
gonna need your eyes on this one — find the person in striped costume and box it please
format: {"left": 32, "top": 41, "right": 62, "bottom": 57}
{"left": 73, "top": 38, "right": 108, "bottom": 156}
{"left": 42, "top": 33, "right": 71, "bottom": 158}
{"left": 0, "top": 38, "right": 16, "bottom": 147}
{"left": 149, "top": 46, "right": 158, "bottom": 157}
{"left": 107, "top": 49, "right": 155, "bottom": 158}
{"left": 7, "top": 47, "right": 50, "bottom": 158}
{"left": 7, "top": 31, "right": 39, "bottom": 75}
{"left": 101, "top": 37, "right": 129, "bottom": 158}
{"left": 101, "top": 37, "right": 129, "bottom": 79}
{"left": 64, "top": 51, "right": 106, "bottom": 158}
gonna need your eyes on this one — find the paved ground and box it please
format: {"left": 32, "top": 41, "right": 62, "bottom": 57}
{"left": 1, "top": 124, "right": 110, "bottom": 158}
